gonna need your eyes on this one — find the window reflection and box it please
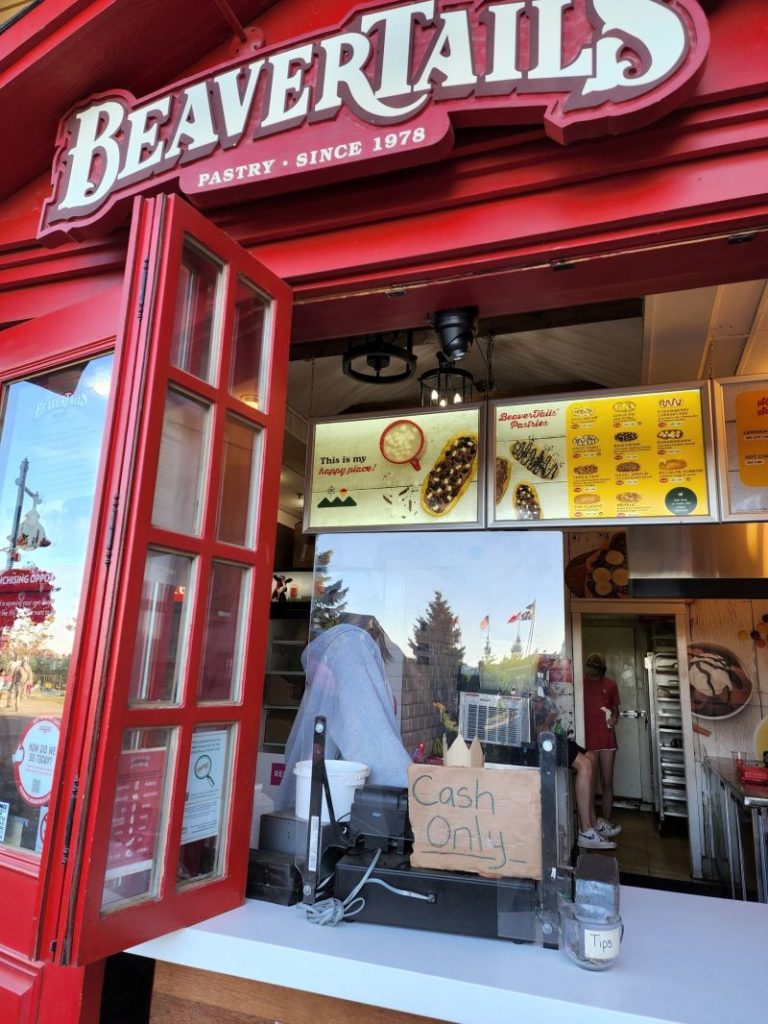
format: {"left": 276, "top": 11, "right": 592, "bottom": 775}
{"left": 308, "top": 532, "right": 571, "bottom": 757}
{"left": 216, "top": 416, "right": 259, "bottom": 547}
{"left": 0, "top": 355, "right": 113, "bottom": 857}
{"left": 152, "top": 389, "right": 210, "bottom": 536}
{"left": 198, "top": 562, "right": 248, "bottom": 703}
{"left": 170, "top": 241, "right": 221, "bottom": 383}
{"left": 129, "top": 551, "right": 194, "bottom": 705}
{"left": 229, "top": 277, "right": 267, "bottom": 409}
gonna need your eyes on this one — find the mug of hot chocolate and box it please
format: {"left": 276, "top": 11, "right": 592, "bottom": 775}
{"left": 379, "top": 419, "right": 425, "bottom": 470}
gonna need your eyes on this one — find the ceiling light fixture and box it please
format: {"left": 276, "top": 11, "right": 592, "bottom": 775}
{"left": 342, "top": 331, "right": 417, "bottom": 384}
{"left": 419, "top": 353, "right": 475, "bottom": 407}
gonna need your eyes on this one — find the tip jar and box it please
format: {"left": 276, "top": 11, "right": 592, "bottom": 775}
{"left": 559, "top": 902, "right": 623, "bottom": 971}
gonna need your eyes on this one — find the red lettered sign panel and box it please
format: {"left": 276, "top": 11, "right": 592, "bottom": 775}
{"left": 40, "top": 0, "right": 710, "bottom": 241}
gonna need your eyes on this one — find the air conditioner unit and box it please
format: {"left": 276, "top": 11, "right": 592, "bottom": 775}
{"left": 458, "top": 693, "right": 532, "bottom": 747}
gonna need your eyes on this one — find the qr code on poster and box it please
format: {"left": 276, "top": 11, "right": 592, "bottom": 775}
{"left": 0, "top": 801, "right": 8, "bottom": 842}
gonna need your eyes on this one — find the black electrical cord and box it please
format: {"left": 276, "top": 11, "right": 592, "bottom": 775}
{"left": 303, "top": 848, "right": 435, "bottom": 926}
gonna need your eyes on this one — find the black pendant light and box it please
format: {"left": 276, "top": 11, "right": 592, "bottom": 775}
{"left": 419, "top": 352, "right": 475, "bottom": 407}
{"left": 342, "top": 331, "right": 416, "bottom": 384}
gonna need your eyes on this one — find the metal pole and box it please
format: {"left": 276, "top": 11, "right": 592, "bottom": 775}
{"left": 7, "top": 458, "right": 29, "bottom": 569}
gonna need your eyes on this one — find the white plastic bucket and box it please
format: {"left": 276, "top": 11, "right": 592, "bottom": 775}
{"left": 293, "top": 760, "right": 370, "bottom": 823}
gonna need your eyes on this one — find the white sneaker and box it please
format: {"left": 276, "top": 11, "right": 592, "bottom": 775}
{"left": 578, "top": 828, "right": 617, "bottom": 850}
{"left": 595, "top": 817, "right": 622, "bottom": 838}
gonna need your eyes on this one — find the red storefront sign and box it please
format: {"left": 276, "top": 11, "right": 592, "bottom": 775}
{"left": 40, "top": 0, "right": 709, "bottom": 240}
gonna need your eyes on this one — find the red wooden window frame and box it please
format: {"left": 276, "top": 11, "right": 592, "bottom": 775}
{"left": 0, "top": 290, "right": 121, "bottom": 961}
{"left": 32, "top": 195, "right": 291, "bottom": 965}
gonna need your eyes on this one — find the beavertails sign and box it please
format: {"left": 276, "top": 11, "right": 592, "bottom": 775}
{"left": 40, "top": 0, "right": 709, "bottom": 240}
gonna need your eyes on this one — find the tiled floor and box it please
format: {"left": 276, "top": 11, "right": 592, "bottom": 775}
{"left": 606, "top": 808, "right": 691, "bottom": 881}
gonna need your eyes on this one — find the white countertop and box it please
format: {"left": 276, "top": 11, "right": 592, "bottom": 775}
{"left": 128, "top": 887, "right": 767, "bottom": 1024}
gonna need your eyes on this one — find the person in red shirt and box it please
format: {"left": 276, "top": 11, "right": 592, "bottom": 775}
{"left": 583, "top": 652, "right": 622, "bottom": 840}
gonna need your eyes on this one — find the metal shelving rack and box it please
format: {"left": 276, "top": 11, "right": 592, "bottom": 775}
{"left": 260, "top": 603, "right": 310, "bottom": 753}
{"left": 646, "top": 644, "right": 688, "bottom": 824}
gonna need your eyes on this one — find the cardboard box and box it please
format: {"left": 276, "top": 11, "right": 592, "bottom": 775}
{"left": 407, "top": 764, "right": 542, "bottom": 881}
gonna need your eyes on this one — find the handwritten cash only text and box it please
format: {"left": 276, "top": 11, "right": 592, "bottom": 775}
{"left": 407, "top": 765, "right": 542, "bottom": 880}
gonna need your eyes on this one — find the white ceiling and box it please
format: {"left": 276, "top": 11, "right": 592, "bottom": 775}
{"left": 278, "top": 278, "right": 768, "bottom": 521}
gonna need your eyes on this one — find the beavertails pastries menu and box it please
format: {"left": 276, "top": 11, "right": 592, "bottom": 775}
{"left": 493, "top": 389, "right": 711, "bottom": 524}
{"left": 306, "top": 407, "right": 482, "bottom": 530}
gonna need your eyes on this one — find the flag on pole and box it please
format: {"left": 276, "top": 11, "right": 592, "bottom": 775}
{"left": 480, "top": 615, "right": 490, "bottom": 631}
{"left": 509, "top": 600, "right": 536, "bottom": 623}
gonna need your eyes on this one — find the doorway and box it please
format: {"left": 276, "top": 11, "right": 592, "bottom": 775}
{"left": 572, "top": 602, "right": 706, "bottom": 890}
{"left": 581, "top": 614, "right": 656, "bottom": 811}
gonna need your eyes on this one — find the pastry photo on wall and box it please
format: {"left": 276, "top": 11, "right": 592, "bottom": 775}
{"left": 687, "top": 643, "right": 753, "bottom": 720}
{"left": 564, "top": 532, "right": 629, "bottom": 599}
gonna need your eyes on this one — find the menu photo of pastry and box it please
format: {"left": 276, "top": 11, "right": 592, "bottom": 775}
{"left": 495, "top": 455, "right": 511, "bottom": 504}
{"left": 501, "top": 435, "right": 568, "bottom": 521}
{"left": 419, "top": 432, "right": 479, "bottom": 518}
{"left": 375, "top": 416, "right": 482, "bottom": 522}
{"left": 310, "top": 410, "right": 482, "bottom": 528}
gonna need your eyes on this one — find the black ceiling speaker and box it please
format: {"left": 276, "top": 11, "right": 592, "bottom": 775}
{"left": 430, "top": 307, "right": 478, "bottom": 362}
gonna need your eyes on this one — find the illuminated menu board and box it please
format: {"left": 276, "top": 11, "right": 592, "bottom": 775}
{"left": 715, "top": 376, "right": 768, "bottom": 520}
{"left": 491, "top": 387, "right": 715, "bottom": 526}
{"left": 305, "top": 406, "right": 483, "bottom": 531}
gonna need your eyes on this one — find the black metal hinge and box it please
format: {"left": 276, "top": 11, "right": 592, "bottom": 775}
{"left": 105, "top": 494, "right": 119, "bottom": 565}
{"left": 137, "top": 257, "right": 150, "bottom": 322}
{"left": 62, "top": 775, "right": 79, "bottom": 866}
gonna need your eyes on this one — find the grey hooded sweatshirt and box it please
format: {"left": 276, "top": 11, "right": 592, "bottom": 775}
{"left": 276, "top": 623, "right": 412, "bottom": 812}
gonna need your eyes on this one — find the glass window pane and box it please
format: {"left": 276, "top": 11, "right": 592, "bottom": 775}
{"left": 216, "top": 416, "right": 259, "bottom": 547}
{"left": 228, "top": 276, "right": 268, "bottom": 409}
{"left": 101, "top": 728, "right": 175, "bottom": 912}
{"left": 170, "top": 241, "right": 222, "bottom": 383}
{"left": 152, "top": 390, "right": 209, "bottom": 535}
{"left": 198, "top": 562, "right": 248, "bottom": 702}
{"left": 178, "top": 725, "right": 233, "bottom": 887}
{"left": 129, "top": 551, "right": 194, "bottom": 704}
{"left": 293, "top": 531, "right": 568, "bottom": 771}
{"left": 0, "top": 355, "right": 113, "bottom": 859}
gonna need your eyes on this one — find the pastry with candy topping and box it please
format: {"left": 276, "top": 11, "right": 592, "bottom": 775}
{"left": 513, "top": 482, "right": 542, "bottom": 520}
{"left": 421, "top": 435, "right": 478, "bottom": 517}
{"left": 495, "top": 456, "right": 511, "bottom": 504}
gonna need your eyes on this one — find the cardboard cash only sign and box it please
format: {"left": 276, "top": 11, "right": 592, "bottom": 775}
{"left": 407, "top": 764, "right": 542, "bottom": 880}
